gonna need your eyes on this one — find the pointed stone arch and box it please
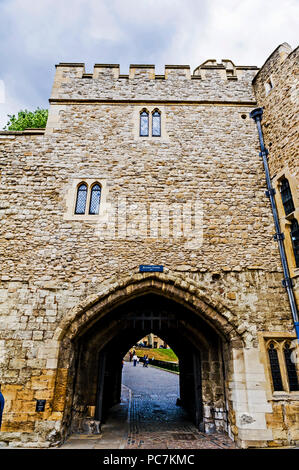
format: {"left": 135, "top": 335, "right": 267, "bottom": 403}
{"left": 55, "top": 272, "right": 243, "bottom": 346}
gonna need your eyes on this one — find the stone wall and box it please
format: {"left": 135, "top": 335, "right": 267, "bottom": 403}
{"left": 0, "top": 52, "right": 298, "bottom": 447}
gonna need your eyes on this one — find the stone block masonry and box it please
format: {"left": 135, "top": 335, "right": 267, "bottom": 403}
{"left": 252, "top": 43, "right": 299, "bottom": 447}
{"left": 0, "top": 50, "right": 298, "bottom": 448}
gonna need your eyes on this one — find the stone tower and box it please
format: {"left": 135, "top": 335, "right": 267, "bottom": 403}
{"left": 0, "top": 44, "right": 298, "bottom": 448}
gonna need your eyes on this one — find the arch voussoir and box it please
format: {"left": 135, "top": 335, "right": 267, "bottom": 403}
{"left": 56, "top": 272, "right": 241, "bottom": 343}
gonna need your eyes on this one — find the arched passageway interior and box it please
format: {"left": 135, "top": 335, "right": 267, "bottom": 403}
{"left": 63, "top": 293, "right": 230, "bottom": 437}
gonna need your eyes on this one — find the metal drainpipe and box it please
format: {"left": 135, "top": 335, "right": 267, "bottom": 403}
{"left": 250, "top": 107, "right": 299, "bottom": 343}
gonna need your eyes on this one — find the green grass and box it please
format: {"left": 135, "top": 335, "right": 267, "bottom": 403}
{"left": 134, "top": 347, "right": 178, "bottom": 363}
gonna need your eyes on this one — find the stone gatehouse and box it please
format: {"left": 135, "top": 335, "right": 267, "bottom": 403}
{"left": 0, "top": 42, "right": 298, "bottom": 448}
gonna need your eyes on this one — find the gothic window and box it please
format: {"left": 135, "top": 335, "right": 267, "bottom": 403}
{"left": 284, "top": 343, "right": 299, "bottom": 391}
{"left": 140, "top": 110, "right": 149, "bottom": 137}
{"left": 268, "top": 342, "right": 283, "bottom": 391}
{"left": 152, "top": 109, "right": 161, "bottom": 137}
{"left": 280, "top": 178, "right": 295, "bottom": 216}
{"left": 75, "top": 183, "right": 87, "bottom": 214}
{"left": 89, "top": 183, "right": 101, "bottom": 215}
{"left": 290, "top": 219, "right": 299, "bottom": 267}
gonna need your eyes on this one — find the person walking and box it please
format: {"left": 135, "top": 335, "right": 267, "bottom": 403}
{"left": 133, "top": 353, "right": 138, "bottom": 367}
{"left": 0, "top": 385, "right": 5, "bottom": 430}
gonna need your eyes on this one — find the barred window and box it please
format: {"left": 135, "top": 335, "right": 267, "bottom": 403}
{"left": 284, "top": 343, "right": 299, "bottom": 391}
{"left": 290, "top": 219, "right": 299, "bottom": 268}
{"left": 89, "top": 184, "right": 101, "bottom": 215}
{"left": 280, "top": 178, "right": 295, "bottom": 216}
{"left": 139, "top": 108, "right": 162, "bottom": 138}
{"left": 140, "top": 110, "right": 149, "bottom": 137}
{"left": 75, "top": 183, "right": 87, "bottom": 214}
{"left": 152, "top": 109, "right": 161, "bottom": 137}
{"left": 268, "top": 343, "right": 283, "bottom": 391}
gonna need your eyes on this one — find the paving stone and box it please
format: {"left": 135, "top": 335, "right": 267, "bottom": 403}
{"left": 122, "top": 363, "right": 236, "bottom": 449}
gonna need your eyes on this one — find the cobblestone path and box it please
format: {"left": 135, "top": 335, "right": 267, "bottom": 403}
{"left": 122, "top": 361, "right": 236, "bottom": 449}
{"left": 60, "top": 362, "right": 236, "bottom": 449}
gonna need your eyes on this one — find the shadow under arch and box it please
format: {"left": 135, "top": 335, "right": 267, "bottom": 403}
{"left": 54, "top": 273, "right": 243, "bottom": 441}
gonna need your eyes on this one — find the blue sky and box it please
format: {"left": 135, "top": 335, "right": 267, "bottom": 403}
{"left": 0, "top": 0, "right": 298, "bottom": 129}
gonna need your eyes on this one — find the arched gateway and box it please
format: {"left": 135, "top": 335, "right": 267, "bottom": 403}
{"left": 53, "top": 273, "right": 242, "bottom": 443}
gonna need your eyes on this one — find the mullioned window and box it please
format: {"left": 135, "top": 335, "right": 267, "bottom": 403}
{"left": 75, "top": 182, "right": 101, "bottom": 216}
{"left": 266, "top": 339, "right": 299, "bottom": 393}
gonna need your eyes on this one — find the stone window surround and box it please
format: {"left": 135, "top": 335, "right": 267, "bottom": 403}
{"left": 133, "top": 105, "right": 169, "bottom": 141}
{"left": 63, "top": 177, "right": 108, "bottom": 222}
{"left": 259, "top": 332, "right": 299, "bottom": 400}
{"left": 273, "top": 169, "right": 299, "bottom": 278}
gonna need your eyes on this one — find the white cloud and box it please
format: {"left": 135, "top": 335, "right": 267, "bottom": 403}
{"left": 1, "top": 0, "right": 124, "bottom": 57}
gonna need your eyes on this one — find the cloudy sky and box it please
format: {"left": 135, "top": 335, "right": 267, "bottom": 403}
{"left": 0, "top": 0, "right": 298, "bottom": 129}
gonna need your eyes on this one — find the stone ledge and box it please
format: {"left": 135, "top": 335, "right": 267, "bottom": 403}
{"left": 48, "top": 98, "right": 258, "bottom": 106}
{"left": 0, "top": 129, "right": 45, "bottom": 136}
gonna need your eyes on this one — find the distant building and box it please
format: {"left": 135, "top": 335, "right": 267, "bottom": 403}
{"left": 137, "top": 334, "right": 168, "bottom": 348}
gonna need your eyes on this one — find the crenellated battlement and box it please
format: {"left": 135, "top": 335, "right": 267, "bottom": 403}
{"left": 50, "top": 59, "right": 259, "bottom": 103}
{"left": 53, "top": 59, "right": 258, "bottom": 81}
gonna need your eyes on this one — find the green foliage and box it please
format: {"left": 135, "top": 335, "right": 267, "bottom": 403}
{"left": 5, "top": 108, "right": 48, "bottom": 131}
{"left": 135, "top": 347, "right": 178, "bottom": 363}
